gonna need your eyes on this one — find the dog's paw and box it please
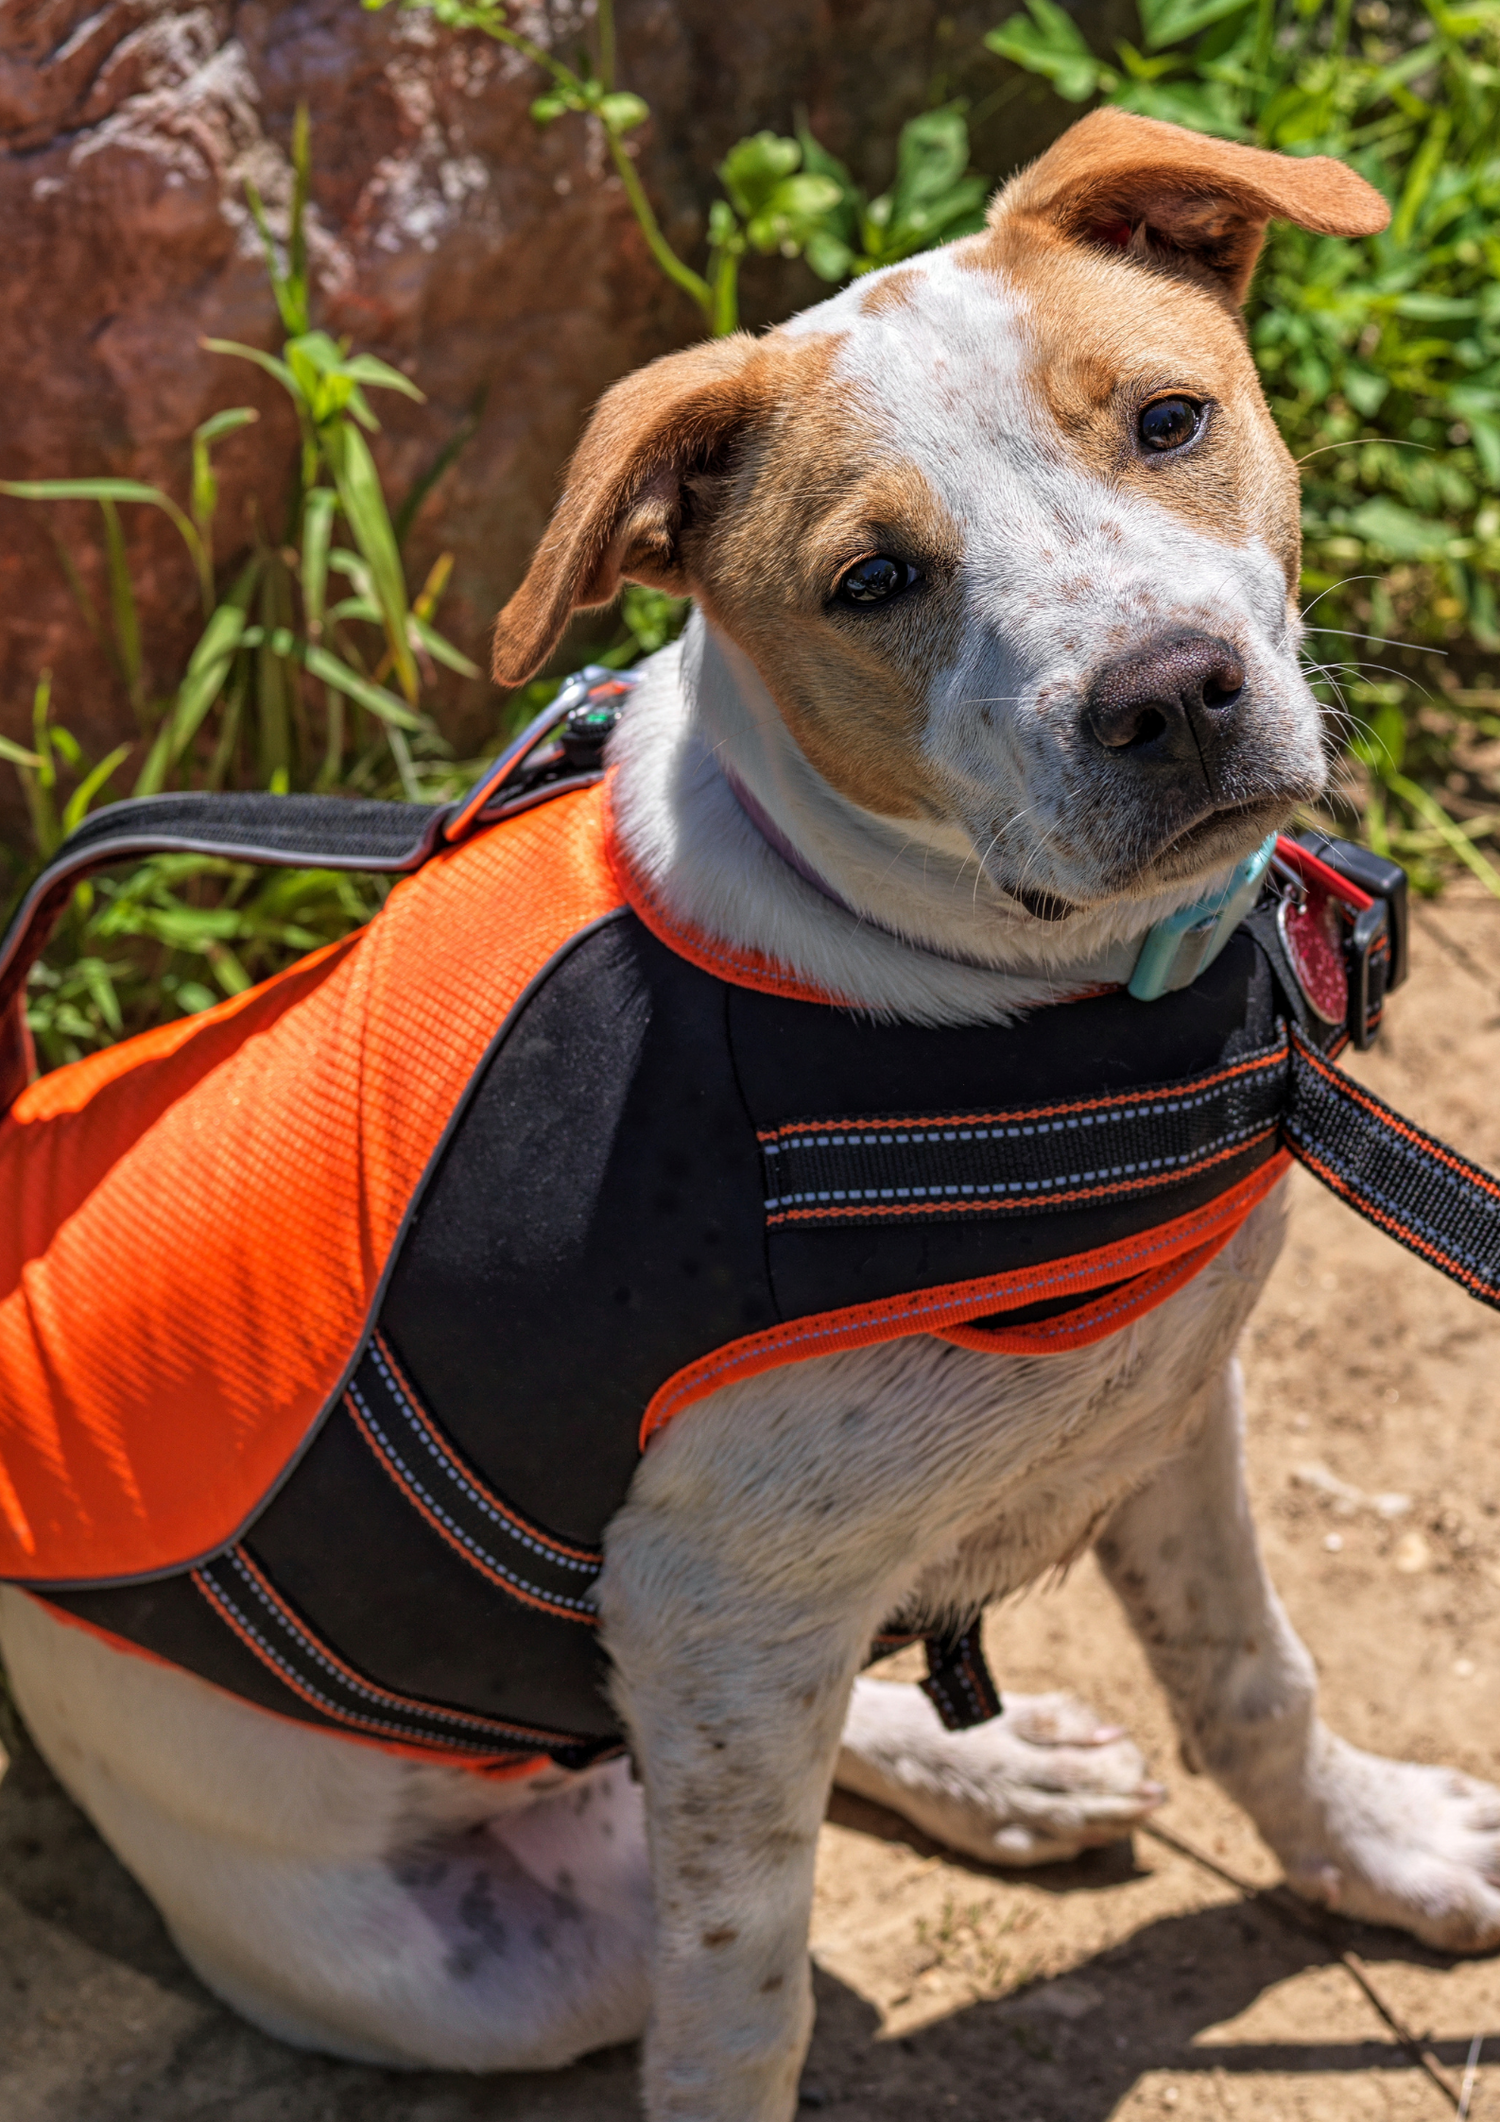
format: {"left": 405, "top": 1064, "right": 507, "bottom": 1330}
{"left": 1273, "top": 1732, "right": 1500, "bottom": 1952}
{"left": 834, "top": 1676, "right": 1164, "bottom": 1866}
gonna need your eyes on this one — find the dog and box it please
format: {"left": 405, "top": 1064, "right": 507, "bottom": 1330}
{"left": 4, "top": 107, "right": 1500, "bottom": 2122}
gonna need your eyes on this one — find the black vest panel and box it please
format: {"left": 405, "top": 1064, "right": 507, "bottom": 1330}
{"left": 42, "top": 909, "right": 1287, "bottom": 1768}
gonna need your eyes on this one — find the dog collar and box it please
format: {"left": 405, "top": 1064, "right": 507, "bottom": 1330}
{"left": 719, "top": 751, "right": 1277, "bottom": 1003}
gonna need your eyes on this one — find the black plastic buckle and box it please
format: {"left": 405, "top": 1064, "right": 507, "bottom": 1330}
{"left": 443, "top": 666, "right": 642, "bottom": 843}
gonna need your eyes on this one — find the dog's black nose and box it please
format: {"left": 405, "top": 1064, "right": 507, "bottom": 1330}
{"left": 1084, "top": 635, "right": 1246, "bottom": 775}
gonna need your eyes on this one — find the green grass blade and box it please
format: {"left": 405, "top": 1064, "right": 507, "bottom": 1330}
{"left": 60, "top": 743, "right": 130, "bottom": 837}
{"left": 302, "top": 643, "right": 426, "bottom": 728}
{"left": 300, "top": 487, "right": 338, "bottom": 633}
{"left": 1, "top": 479, "right": 207, "bottom": 594}
{"left": 2, "top": 477, "right": 181, "bottom": 506}
{"left": 318, "top": 678, "right": 346, "bottom": 790}
{"left": 201, "top": 338, "right": 302, "bottom": 404}
{"left": 288, "top": 105, "right": 312, "bottom": 336}
{"left": 256, "top": 562, "right": 293, "bottom": 787}
{"left": 78, "top": 956, "right": 124, "bottom": 1034}
{"left": 385, "top": 723, "right": 421, "bottom": 801}
{"left": 336, "top": 353, "right": 426, "bottom": 403}
{"left": 190, "top": 408, "right": 258, "bottom": 606}
{"left": 195, "top": 407, "right": 261, "bottom": 448}
{"left": 324, "top": 420, "right": 419, "bottom": 703}
{"left": 206, "top": 664, "right": 247, "bottom": 790}
{"left": 133, "top": 598, "right": 252, "bottom": 794}
{"left": 41, "top": 525, "right": 114, "bottom": 672}
{"left": 411, "top": 613, "right": 482, "bottom": 678}
{"left": 393, "top": 390, "right": 485, "bottom": 550}
{"left": 1387, "top": 771, "right": 1500, "bottom": 896}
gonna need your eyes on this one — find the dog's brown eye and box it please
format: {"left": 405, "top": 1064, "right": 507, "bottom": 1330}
{"left": 1138, "top": 398, "right": 1202, "bottom": 453}
{"left": 835, "top": 555, "right": 914, "bottom": 605}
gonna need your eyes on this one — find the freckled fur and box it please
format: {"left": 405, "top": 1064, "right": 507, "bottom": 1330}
{"left": 8, "top": 112, "right": 1495, "bottom": 2122}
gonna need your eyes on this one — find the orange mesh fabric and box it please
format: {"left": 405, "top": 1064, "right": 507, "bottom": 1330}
{"left": 0, "top": 785, "right": 620, "bottom": 1583}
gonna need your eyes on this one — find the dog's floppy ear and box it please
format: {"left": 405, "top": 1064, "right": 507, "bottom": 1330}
{"left": 992, "top": 107, "right": 1389, "bottom": 308}
{"left": 492, "top": 333, "right": 762, "bottom": 685}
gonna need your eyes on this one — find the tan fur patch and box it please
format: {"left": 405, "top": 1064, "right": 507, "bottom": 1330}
{"left": 492, "top": 320, "right": 967, "bottom": 820}
{"left": 983, "top": 106, "right": 1388, "bottom": 309}
{"left": 1002, "top": 234, "right": 1302, "bottom": 587}
{"left": 680, "top": 353, "right": 967, "bottom": 819}
{"left": 859, "top": 269, "right": 920, "bottom": 317}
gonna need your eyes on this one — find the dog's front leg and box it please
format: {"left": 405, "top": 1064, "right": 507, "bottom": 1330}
{"left": 1097, "top": 1355, "right": 1500, "bottom": 1950}
{"left": 599, "top": 1428, "right": 890, "bottom": 2121}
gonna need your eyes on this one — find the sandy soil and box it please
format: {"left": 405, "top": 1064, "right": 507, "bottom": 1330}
{"left": 5, "top": 890, "right": 1500, "bottom": 2122}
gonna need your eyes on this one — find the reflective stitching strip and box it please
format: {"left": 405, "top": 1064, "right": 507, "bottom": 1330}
{"left": 191, "top": 1550, "right": 555, "bottom": 1753}
{"left": 935, "top": 1229, "right": 1233, "bottom": 1353}
{"left": 1284, "top": 1026, "right": 1500, "bottom": 1305}
{"left": 369, "top": 1335, "right": 601, "bottom": 1571}
{"left": 765, "top": 1119, "right": 1278, "bottom": 1218}
{"left": 758, "top": 1039, "right": 1288, "bottom": 1226}
{"left": 343, "top": 1375, "right": 601, "bottom": 1620}
{"left": 756, "top": 1044, "right": 1288, "bottom": 1145}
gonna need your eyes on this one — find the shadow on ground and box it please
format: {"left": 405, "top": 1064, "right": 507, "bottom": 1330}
{"left": 0, "top": 1707, "right": 1470, "bottom": 2122}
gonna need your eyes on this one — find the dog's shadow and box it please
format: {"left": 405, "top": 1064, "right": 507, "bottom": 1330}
{"left": 0, "top": 1704, "right": 1474, "bottom": 2121}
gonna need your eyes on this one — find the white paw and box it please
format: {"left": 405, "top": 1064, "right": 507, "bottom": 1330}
{"left": 834, "top": 1677, "right": 1164, "bottom": 1867}
{"left": 1274, "top": 1731, "right": 1500, "bottom": 1952}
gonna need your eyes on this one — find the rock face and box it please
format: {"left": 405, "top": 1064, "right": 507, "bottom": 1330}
{"left": 0, "top": 0, "right": 1117, "bottom": 778}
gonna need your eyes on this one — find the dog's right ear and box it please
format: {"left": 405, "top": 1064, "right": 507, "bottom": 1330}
{"left": 492, "top": 334, "right": 762, "bottom": 686}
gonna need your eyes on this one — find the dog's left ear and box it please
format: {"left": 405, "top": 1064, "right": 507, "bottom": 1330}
{"left": 492, "top": 333, "right": 763, "bottom": 685}
{"left": 993, "top": 107, "right": 1389, "bottom": 308}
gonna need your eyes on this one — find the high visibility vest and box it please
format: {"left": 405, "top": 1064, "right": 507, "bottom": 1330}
{"left": 0, "top": 776, "right": 1387, "bottom": 1776}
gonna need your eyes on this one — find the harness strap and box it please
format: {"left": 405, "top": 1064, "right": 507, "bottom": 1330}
{"left": 3, "top": 683, "right": 1491, "bottom": 1738}
{"left": 921, "top": 1616, "right": 1005, "bottom": 1732}
{"left": 1285, "top": 1024, "right": 1500, "bottom": 1308}
{"left": 0, "top": 792, "right": 453, "bottom": 1024}
{"left": 0, "top": 667, "right": 635, "bottom": 1033}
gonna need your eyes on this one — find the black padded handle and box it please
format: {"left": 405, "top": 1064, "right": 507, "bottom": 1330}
{"left": 0, "top": 792, "right": 454, "bottom": 1019}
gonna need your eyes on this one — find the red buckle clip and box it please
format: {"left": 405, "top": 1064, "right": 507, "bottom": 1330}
{"left": 1270, "top": 833, "right": 1407, "bottom": 1051}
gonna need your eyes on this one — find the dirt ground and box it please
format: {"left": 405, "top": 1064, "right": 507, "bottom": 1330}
{"left": 5, "top": 889, "right": 1500, "bottom": 2122}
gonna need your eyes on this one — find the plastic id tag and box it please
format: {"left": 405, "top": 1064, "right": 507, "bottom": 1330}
{"left": 1127, "top": 833, "right": 1278, "bottom": 1003}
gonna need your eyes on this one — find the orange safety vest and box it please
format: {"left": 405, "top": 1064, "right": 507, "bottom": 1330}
{"left": 0, "top": 775, "right": 1327, "bottom": 1771}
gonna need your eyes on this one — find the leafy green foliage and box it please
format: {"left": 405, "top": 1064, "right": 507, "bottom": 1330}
{"left": 1, "top": 110, "right": 492, "bottom": 1061}
{"left": 794, "top": 110, "right": 991, "bottom": 282}
{"left": 987, "top": 0, "right": 1500, "bottom": 893}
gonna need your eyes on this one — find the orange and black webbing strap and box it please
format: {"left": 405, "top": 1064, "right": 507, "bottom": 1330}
{"left": 1283, "top": 1024, "right": 1500, "bottom": 1309}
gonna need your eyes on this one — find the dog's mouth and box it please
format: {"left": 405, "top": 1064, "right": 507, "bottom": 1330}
{"left": 1146, "top": 795, "right": 1295, "bottom": 880}
{"left": 1006, "top": 881, "right": 1079, "bottom": 922}
{"left": 995, "top": 795, "right": 1293, "bottom": 924}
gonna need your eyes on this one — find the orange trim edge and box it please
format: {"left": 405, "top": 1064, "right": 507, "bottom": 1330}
{"left": 640, "top": 1151, "right": 1291, "bottom": 1446}
{"left": 19, "top": 1590, "right": 554, "bottom": 1784}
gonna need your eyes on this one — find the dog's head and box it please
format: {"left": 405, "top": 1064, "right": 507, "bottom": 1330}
{"left": 493, "top": 110, "right": 1387, "bottom": 919}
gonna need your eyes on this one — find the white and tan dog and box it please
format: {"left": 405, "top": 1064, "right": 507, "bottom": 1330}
{"left": 5, "top": 108, "right": 1500, "bottom": 2120}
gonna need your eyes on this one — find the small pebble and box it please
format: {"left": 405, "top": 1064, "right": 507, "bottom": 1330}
{"left": 1395, "top": 1531, "right": 1432, "bottom": 1574}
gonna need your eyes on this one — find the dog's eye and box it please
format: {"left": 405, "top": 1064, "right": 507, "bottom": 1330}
{"left": 834, "top": 555, "right": 915, "bottom": 606}
{"left": 1138, "top": 397, "right": 1203, "bottom": 453}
